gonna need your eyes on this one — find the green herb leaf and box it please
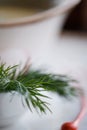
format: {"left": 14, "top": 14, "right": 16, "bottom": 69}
{"left": 0, "top": 64, "right": 77, "bottom": 113}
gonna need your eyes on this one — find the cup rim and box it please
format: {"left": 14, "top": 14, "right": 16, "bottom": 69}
{"left": 0, "top": 0, "right": 80, "bottom": 27}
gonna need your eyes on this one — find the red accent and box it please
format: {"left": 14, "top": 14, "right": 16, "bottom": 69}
{"left": 61, "top": 122, "right": 77, "bottom": 130}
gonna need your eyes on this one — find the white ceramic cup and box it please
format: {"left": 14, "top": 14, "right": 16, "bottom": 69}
{"left": 0, "top": 0, "right": 80, "bottom": 55}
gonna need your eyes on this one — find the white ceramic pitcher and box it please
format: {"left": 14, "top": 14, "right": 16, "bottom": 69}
{"left": 0, "top": 0, "right": 81, "bottom": 129}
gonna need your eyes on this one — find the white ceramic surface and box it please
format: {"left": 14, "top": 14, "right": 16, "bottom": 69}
{"left": 0, "top": 0, "right": 80, "bottom": 53}
{"left": 0, "top": 92, "right": 80, "bottom": 130}
{"left": 0, "top": 0, "right": 81, "bottom": 129}
{"left": 19, "top": 32, "right": 87, "bottom": 130}
{"left": 0, "top": 93, "right": 28, "bottom": 127}
{"left": 0, "top": 32, "right": 87, "bottom": 130}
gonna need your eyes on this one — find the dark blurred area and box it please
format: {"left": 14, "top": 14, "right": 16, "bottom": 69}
{"left": 64, "top": 0, "right": 87, "bottom": 33}
{"left": 0, "top": 0, "right": 58, "bottom": 10}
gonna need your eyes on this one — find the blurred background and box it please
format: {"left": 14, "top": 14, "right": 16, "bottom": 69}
{"left": 63, "top": 0, "right": 87, "bottom": 33}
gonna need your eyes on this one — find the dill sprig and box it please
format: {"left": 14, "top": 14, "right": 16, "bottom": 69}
{"left": 0, "top": 64, "right": 77, "bottom": 113}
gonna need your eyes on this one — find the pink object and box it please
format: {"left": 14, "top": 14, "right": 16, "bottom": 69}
{"left": 61, "top": 88, "right": 87, "bottom": 130}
